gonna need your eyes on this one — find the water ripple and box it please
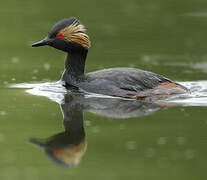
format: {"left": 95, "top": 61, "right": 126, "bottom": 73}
{"left": 9, "top": 80, "right": 207, "bottom": 106}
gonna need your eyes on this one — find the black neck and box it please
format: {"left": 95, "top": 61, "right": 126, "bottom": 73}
{"left": 64, "top": 49, "right": 88, "bottom": 80}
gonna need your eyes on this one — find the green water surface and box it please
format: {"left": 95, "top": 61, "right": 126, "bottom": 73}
{"left": 0, "top": 0, "right": 207, "bottom": 180}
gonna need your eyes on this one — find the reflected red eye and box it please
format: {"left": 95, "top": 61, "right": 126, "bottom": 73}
{"left": 56, "top": 33, "right": 63, "bottom": 39}
{"left": 52, "top": 149, "right": 60, "bottom": 156}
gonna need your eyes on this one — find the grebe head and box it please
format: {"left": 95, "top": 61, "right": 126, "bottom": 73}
{"left": 32, "top": 17, "right": 91, "bottom": 52}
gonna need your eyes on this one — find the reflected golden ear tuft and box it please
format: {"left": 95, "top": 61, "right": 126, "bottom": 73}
{"left": 59, "top": 21, "right": 91, "bottom": 48}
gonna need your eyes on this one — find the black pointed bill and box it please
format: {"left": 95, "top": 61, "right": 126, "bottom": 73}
{"left": 32, "top": 37, "right": 50, "bottom": 47}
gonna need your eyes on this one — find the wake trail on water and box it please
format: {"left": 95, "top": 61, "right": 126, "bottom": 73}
{"left": 9, "top": 80, "right": 207, "bottom": 106}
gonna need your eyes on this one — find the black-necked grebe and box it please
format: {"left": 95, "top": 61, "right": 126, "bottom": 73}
{"left": 32, "top": 17, "right": 188, "bottom": 100}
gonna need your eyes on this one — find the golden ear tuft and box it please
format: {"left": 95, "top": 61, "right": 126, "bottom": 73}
{"left": 59, "top": 21, "right": 91, "bottom": 48}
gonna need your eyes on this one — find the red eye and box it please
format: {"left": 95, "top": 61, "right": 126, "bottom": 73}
{"left": 56, "top": 33, "right": 63, "bottom": 39}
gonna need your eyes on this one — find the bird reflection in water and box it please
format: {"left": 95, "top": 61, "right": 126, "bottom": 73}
{"left": 30, "top": 94, "right": 86, "bottom": 167}
{"left": 30, "top": 93, "right": 165, "bottom": 167}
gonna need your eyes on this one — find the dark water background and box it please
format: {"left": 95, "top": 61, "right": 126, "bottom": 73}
{"left": 0, "top": 0, "right": 207, "bottom": 179}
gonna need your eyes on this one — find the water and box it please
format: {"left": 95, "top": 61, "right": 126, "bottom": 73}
{"left": 1, "top": 0, "right": 207, "bottom": 179}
